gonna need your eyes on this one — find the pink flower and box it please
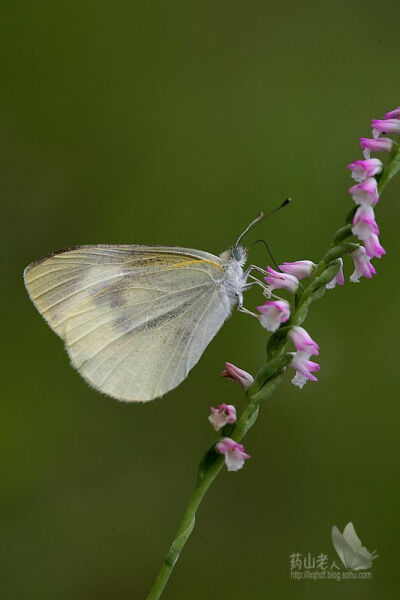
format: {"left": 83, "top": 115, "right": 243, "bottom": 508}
{"left": 360, "top": 137, "right": 393, "bottom": 159}
{"left": 348, "top": 159, "right": 383, "bottom": 183}
{"left": 349, "top": 247, "right": 376, "bottom": 282}
{"left": 363, "top": 233, "right": 386, "bottom": 259}
{"left": 290, "top": 351, "right": 320, "bottom": 389}
{"left": 352, "top": 205, "right": 379, "bottom": 235}
{"left": 372, "top": 118, "right": 400, "bottom": 138}
{"left": 326, "top": 258, "right": 344, "bottom": 290}
{"left": 208, "top": 404, "right": 237, "bottom": 431}
{"left": 278, "top": 260, "right": 316, "bottom": 280}
{"left": 257, "top": 299, "right": 291, "bottom": 332}
{"left": 383, "top": 107, "right": 400, "bottom": 120}
{"left": 288, "top": 326, "right": 319, "bottom": 355}
{"left": 352, "top": 208, "right": 385, "bottom": 258}
{"left": 215, "top": 438, "right": 250, "bottom": 472}
{"left": 220, "top": 362, "right": 254, "bottom": 390}
{"left": 349, "top": 177, "right": 379, "bottom": 206}
{"left": 264, "top": 266, "right": 299, "bottom": 294}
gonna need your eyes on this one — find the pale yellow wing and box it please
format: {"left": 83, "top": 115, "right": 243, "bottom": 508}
{"left": 24, "top": 245, "right": 233, "bottom": 402}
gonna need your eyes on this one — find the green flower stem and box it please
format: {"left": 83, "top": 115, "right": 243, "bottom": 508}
{"left": 145, "top": 141, "right": 400, "bottom": 600}
{"left": 145, "top": 455, "right": 224, "bottom": 600}
{"left": 145, "top": 369, "right": 285, "bottom": 600}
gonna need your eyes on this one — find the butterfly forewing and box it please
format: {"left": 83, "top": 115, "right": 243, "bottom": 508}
{"left": 24, "top": 245, "right": 232, "bottom": 402}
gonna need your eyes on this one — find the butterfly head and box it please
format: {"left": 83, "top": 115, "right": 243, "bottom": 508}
{"left": 219, "top": 245, "right": 247, "bottom": 268}
{"left": 232, "top": 244, "right": 247, "bottom": 265}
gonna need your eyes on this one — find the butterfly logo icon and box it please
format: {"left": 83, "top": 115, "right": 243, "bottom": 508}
{"left": 331, "top": 522, "right": 378, "bottom": 570}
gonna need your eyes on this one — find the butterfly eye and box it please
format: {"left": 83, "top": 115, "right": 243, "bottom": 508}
{"left": 232, "top": 246, "right": 242, "bottom": 261}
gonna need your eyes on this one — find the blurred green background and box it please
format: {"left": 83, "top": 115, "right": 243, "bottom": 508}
{"left": 1, "top": 1, "right": 399, "bottom": 598}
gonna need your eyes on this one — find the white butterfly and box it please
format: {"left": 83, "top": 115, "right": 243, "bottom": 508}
{"left": 331, "top": 522, "right": 378, "bottom": 570}
{"left": 24, "top": 211, "right": 277, "bottom": 403}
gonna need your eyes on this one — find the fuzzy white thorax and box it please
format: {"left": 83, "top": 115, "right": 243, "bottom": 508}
{"left": 219, "top": 246, "right": 248, "bottom": 302}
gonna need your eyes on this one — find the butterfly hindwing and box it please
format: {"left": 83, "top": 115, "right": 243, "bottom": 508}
{"left": 24, "top": 245, "right": 233, "bottom": 402}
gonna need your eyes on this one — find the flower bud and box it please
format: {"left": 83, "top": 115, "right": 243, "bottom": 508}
{"left": 372, "top": 118, "right": 400, "bottom": 139}
{"left": 383, "top": 107, "right": 400, "bottom": 120}
{"left": 278, "top": 260, "right": 316, "bottom": 280}
{"left": 359, "top": 137, "right": 393, "bottom": 159}
{"left": 264, "top": 267, "right": 299, "bottom": 294}
{"left": 220, "top": 362, "right": 254, "bottom": 389}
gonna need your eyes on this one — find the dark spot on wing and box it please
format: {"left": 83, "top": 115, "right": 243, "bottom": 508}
{"left": 89, "top": 280, "right": 126, "bottom": 309}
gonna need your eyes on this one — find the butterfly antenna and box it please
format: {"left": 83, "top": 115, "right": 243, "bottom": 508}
{"left": 235, "top": 197, "right": 291, "bottom": 247}
{"left": 250, "top": 239, "right": 281, "bottom": 271}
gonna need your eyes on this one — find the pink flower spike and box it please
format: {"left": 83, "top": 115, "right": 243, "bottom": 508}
{"left": 264, "top": 266, "right": 299, "bottom": 294}
{"left": 208, "top": 404, "right": 237, "bottom": 432}
{"left": 215, "top": 438, "right": 250, "bottom": 472}
{"left": 349, "top": 247, "right": 376, "bottom": 283}
{"left": 278, "top": 260, "right": 316, "bottom": 280}
{"left": 257, "top": 299, "right": 291, "bottom": 332}
{"left": 363, "top": 233, "right": 386, "bottom": 260}
{"left": 349, "top": 177, "right": 379, "bottom": 206}
{"left": 326, "top": 258, "right": 344, "bottom": 290}
{"left": 290, "top": 351, "right": 320, "bottom": 389}
{"left": 371, "top": 118, "right": 400, "bottom": 139}
{"left": 360, "top": 137, "right": 393, "bottom": 159}
{"left": 383, "top": 107, "right": 400, "bottom": 120}
{"left": 348, "top": 159, "right": 383, "bottom": 183}
{"left": 220, "top": 362, "right": 254, "bottom": 390}
{"left": 352, "top": 205, "right": 379, "bottom": 235}
{"left": 288, "top": 326, "right": 319, "bottom": 356}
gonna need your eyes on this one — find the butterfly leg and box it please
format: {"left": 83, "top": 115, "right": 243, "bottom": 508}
{"left": 236, "top": 278, "right": 268, "bottom": 318}
{"left": 237, "top": 292, "right": 258, "bottom": 317}
{"left": 242, "top": 266, "right": 272, "bottom": 296}
{"left": 242, "top": 275, "right": 270, "bottom": 294}
{"left": 243, "top": 265, "right": 268, "bottom": 279}
{"left": 236, "top": 266, "right": 273, "bottom": 317}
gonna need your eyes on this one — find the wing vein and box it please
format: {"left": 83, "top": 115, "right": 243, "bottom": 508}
{"left": 66, "top": 282, "right": 213, "bottom": 342}
{"left": 26, "top": 267, "right": 87, "bottom": 283}
{"left": 151, "top": 290, "right": 218, "bottom": 398}
{"left": 40, "top": 273, "right": 124, "bottom": 313}
{"left": 75, "top": 289, "right": 210, "bottom": 369}
{"left": 92, "top": 290, "right": 210, "bottom": 391}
